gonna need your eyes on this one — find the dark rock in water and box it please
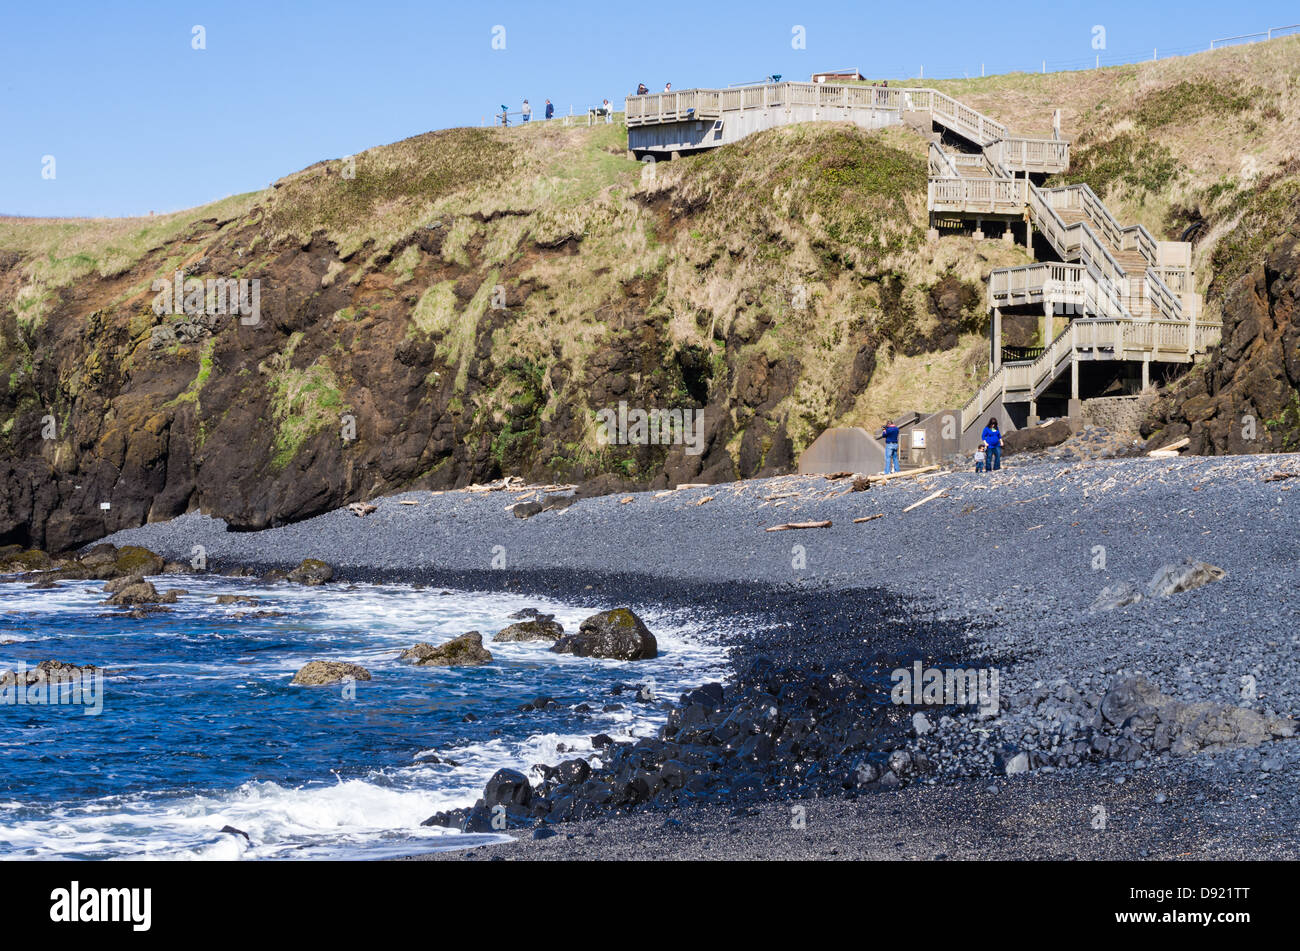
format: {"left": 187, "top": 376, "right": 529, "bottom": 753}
{"left": 507, "top": 607, "right": 548, "bottom": 620}
{"left": 104, "top": 579, "right": 177, "bottom": 606}
{"left": 493, "top": 618, "right": 564, "bottom": 642}
{"left": 291, "top": 661, "right": 371, "bottom": 686}
{"left": 219, "top": 825, "right": 251, "bottom": 843}
{"left": 463, "top": 712, "right": 479, "bottom": 722}
{"left": 0, "top": 659, "right": 100, "bottom": 688}
{"left": 215, "top": 594, "right": 261, "bottom": 605}
{"left": 400, "top": 631, "right": 492, "bottom": 667}
{"left": 287, "top": 558, "right": 334, "bottom": 585}
{"left": 484, "top": 768, "right": 532, "bottom": 808}
{"left": 551, "top": 608, "right": 658, "bottom": 660}
{"left": 590, "top": 733, "right": 614, "bottom": 748}
{"left": 103, "top": 573, "right": 145, "bottom": 595}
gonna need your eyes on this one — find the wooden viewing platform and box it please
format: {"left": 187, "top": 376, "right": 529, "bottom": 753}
{"left": 624, "top": 82, "right": 1068, "bottom": 173}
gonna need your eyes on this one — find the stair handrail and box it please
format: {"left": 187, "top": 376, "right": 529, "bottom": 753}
{"left": 1025, "top": 181, "right": 1132, "bottom": 314}
{"left": 1144, "top": 267, "right": 1185, "bottom": 322}
{"left": 928, "top": 142, "right": 960, "bottom": 177}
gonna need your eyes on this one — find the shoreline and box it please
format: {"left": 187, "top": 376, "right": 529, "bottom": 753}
{"left": 95, "top": 454, "right": 1300, "bottom": 860}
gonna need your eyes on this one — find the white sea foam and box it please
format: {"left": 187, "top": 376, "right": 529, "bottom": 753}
{"left": 0, "top": 580, "right": 732, "bottom": 860}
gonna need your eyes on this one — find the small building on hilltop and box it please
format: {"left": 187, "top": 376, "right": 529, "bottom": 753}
{"left": 811, "top": 68, "right": 865, "bottom": 83}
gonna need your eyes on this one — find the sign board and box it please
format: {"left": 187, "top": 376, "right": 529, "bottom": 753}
{"left": 911, "top": 429, "right": 927, "bottom": 449}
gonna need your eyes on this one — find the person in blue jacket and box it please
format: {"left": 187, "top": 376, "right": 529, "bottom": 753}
{"left": 880, "top": 419, "right": 901, "bottom": 474}
{"left": 981, "top": 418, "right": 1003, "bottom": 471}
{"left": 545, "top": 99, "right": 554, "bottom": 120}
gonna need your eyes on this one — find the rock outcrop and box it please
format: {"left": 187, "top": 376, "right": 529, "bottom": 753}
{"left": 551, "top": 608, "right": 658, "bottom": 660}
{"left": 1145, "top": 235, "right": 1300, "bottom": 452}
{"left": 290, "top": 661, "right": 372, "bottom": 686}
{"left": 400, "top": 632, "right": 493, "bottom": 667}
{"left": 493, "top": 617, "right": 564, "bottom": 642}
{"left": 287, "top": 559, "right": 334, "bottom": 586}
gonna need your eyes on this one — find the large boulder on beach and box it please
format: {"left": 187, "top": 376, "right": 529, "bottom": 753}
{"left": 1100, "top": 675, "right": 1294, "bottom": 753}
{"left": 401, "top": 632, "right": 493, "bottom": 666}
{"left": 493, "top": 618, "right": 564, "bottom": 642}
{"left": 551, "top": 608, "right": 658, "bottom": 660}
{"left": 1146, "top": 560, "right": 1225, "bottom": 598}
{"left": 287, "top": 558, "right": 334, "bottom": 585}
{"left": 291, "top": 661, "right": 372, "bottom": 686}
{"left": 1002, "top": 419, "right": 1072, "bottom": 455}
{"left": 483, "top": 768, "right": 532, "bottom": 808}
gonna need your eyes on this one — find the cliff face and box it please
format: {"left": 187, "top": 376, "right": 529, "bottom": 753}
{"left": 0, "top": 121, "right": 990, "bottom": 552}
{"left": 1144, "top": 232, "right": 1300, "bottom": 454}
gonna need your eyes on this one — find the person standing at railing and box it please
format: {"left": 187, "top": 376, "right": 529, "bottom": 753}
{"left": 602, "top": 98, "right": 613, "bottom": 123}
{"left": 521, "top": 99, "right": 531, "bottom": 123}
{"left": 664, "top": 82, "right": 672, "bottom": 92}
{"left": 981, "top": 418, "right": 1003, "bottom": 471}
{"left": 880, "top": 420, "right": 901, "bottom": 474}
{"left": 637, "top": 83, "right": 648, "bottom": 95}
{"left": 545, "top": 99, "right": 554, "bottom": 120}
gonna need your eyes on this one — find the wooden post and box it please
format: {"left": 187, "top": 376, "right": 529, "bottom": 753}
{"left": 1142, "top": 355, "right": 1150, "bottom": 391}
{"left": 1041, "top": 301, "right": 1052, "bottom": 348}
{"left": 1071, "top": 353, "right": 1079, "bottom": 399}
{"left": 992, "top": 307, "right": 1003, "bottom": 372}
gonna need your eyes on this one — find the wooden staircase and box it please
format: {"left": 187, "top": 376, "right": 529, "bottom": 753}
{"left": 922, "top": 96, "right": 1216, "bottom": 444}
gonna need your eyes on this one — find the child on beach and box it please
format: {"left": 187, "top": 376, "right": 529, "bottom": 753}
{"left": 974, "top": 442, "right": 987, "bottom": 473}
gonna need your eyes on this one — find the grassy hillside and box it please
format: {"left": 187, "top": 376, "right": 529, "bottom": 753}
{"left": 902, "top": 35, "right": 1300, "bottom": 304}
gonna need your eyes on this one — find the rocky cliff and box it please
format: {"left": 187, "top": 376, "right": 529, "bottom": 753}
{"left": 1, "top": 121, "right": 992, "bottom": 551}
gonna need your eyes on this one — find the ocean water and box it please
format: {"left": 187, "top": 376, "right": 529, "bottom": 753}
{"left": 0, "top": 576, "right": 728, "bottom": 860}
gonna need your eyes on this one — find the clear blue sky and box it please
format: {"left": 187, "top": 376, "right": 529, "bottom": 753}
{"left": 3, "top": 0, "right": 1296, "bottom": 217}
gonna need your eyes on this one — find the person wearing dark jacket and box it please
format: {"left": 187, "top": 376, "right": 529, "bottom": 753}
{"left": 981, "top": 418, "right": 1003, "bottom": 471}
{"left": 545, "top": 99, "right": 554, "bottom": 120}
{"left": 880, "top": 420, "right": 901, "bottom": 474}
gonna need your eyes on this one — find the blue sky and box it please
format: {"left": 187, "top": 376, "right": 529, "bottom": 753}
{"left": 2, "top": 0, "right": 1296, "bottom": 217}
